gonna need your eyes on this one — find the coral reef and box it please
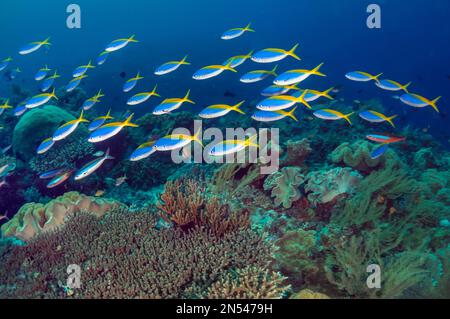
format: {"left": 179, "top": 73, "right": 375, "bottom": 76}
{"left": 281, "top": 138, "right": 312, "bottom": 167}
{"left": 305, "top": 167, "right": 362, "bottom": 207}
{"left": 0, "top": 209, "right": 272, "bottom": 299}
{"left": 263, "top": 167, "right": 304, "bottom": 209}
{"left": 1, "top": 192, "right": 124, "bottom": 241}
{"left": 12, "top": 105, "right": 76, "bottom": 161}
{"left": 291, "top": 289, "right": 330, "bottom": 299}
{"left": 205, "top": 266, "right": 291, "bottom": 299}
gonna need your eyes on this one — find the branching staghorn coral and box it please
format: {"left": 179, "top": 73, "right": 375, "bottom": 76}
{"left": 0, "top": 209, "right": 272, "bottom": 299}
{"left": 157, "top": 178, "right": 249, "bottom": 237}
{"left": 205, "top": 266, "right": 291, "bottom": 299}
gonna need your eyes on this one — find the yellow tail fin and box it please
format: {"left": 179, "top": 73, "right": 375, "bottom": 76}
{"left": 192, "top": 128, "right": 204, "bottom": 147}
{"left": 344, "top": 112, "right": 354, "bottom": 125}
{"left": 373, "top": 73, "right": 383, "bottom": 81}
{"left": 231, "top": 101, "right": 246, "bottom": 114}
{"left": 183, "top": 89, "right": 195, "bottom": 104}
{"left": 430, "top": 96, "right": 441, "bottom": 113}
{"left": 270, "top": 65, "right": 278, "bottom": 76}
{"left": 403, "top": 81, "right": 412, "bottom": 93}
{"left": 41, "top": 37, "right": 51, "bottom": 46}
{"left": 180, "top": 55, "right": 191, "bottom": 65}
{"left": 78, "top": 110, "right": 89, "bottom": 123}
{"left": 124, "top": 113, "right": 139, "bottom": 127}
{"left": 128, "top": 35, "right": 139, "bottom": 43}
{"left": 50, "top": 88, "right": 58, "bottom": 100}
{"left": 223, "top": 61, "right": 238, "bottom": 73}
{"left": 246, "top": 50, "right": 255, "bottom": 58}
{"left": 135, "top": 72, "right": 144, "bottom": 80}
{"left": 105, "top": 109, "right": 113, "bottom": 120}
{"left": 151, "top": 85, "right": 161, "bottom": 97}
{"left": 387, "top": 115, "right": 398, "bottom": 128}
{"left": 288, "top": 43, "right": 301, "bottom": 61}
{"left": 322, "top": 87, "right": 334, "bottom": 100}
{"left": 87, "top": 60, "right": 95, "bottom": 69}
{"left": 245, "top": 134, "right": 259, "bottom": 148}
{"left": 298, "top": 90, "right": 312, "bottom": 109}
{"left": 282, "top": 106, "right": 298, "bottom": 122}
{"left": 311, "top": 63, "right": 325, "bottom": 76}
{"left": 244, "top": 23, "right": 255, "bottom": 32}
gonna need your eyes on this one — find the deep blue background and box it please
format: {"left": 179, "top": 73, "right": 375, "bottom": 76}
{"left": 1, "top": 0, "right": 449, "bottom": 144}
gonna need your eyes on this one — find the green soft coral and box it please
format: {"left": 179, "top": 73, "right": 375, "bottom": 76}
{"left": 263, "top": 167, "right": 304, "bottom": 209}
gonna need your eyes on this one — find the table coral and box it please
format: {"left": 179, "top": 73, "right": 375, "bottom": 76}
{"left": 1, "top": 192, "right": 124, "bottom": 241}
{"left": 305, "top": 167, "right": 362, "bottom": 207}
{"left": 263, "top": 167, "right": 305, "bottom": 209}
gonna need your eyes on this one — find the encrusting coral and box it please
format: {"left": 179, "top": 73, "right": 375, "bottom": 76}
{"left": 1, "top": 192, "right": 124, "bottom": 241}
{"left": 0, "top": 209, "right": 272, "bottom": 299}
{"left": 263, "top": 166, "right": 304, "bottom": 209}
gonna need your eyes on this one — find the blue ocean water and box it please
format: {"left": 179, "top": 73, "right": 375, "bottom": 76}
{"left": 0, "top": 0, "right": 449, "bottom": 143}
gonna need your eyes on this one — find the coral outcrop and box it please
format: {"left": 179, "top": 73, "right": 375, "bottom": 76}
{"left": 1, "top": 192, "right": 124, "bottom": 241}
{"left": 263, "top": 167, "right": 305, "bottom": 209}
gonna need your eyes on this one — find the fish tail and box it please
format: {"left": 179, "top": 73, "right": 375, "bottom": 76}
{"left": 344, "top": 112, "right": 354, "bottom": 125}
{"left": 299, "top": 89, "right": 312, "bottom": 109}
{"left": 105, "top": 109, "right": 113, "bottom": 120}
{"left": 124, "top": 113, "right": 139, "bottom": 127}
{"left": 245, "top": 134, "right": 259, "bottom": 148}
{"left": 50, "top": 88, "right": 58, "bottom": 100}
{"left": 270, "top": 65, "right": 279, "bottom": 76}
{"left": 322, "top": 87, "right": 334, "bottom": 100}
{"left": 232, "top": 101, "right": 246, "bottom": 114}
{"left": 180, "top": 55, "right": 191, "bottom": 65}
{"left": 128, "top": 35, "right": 139, "bottom": 43}
{"left": 246, "top": 50, "right": 255, "bottom": 58}
{"left": 430, "top": 96, "right": 441, "bottom": 113}
{"left": 193, "top": 128, "right": 204, "bottom": 147}
{"left": 288, "top": 43, "right": 301, "bottom": 60}
{"left": 285, "top": 106, "right": 299, "bottom": 122}
{"left": 184, "top": 89, "right": 195, "bottom": 104}
{"left": 79, "top": 110, "right": 89, "bottom": 123}
{"left": 105, "top": 148, "right": 115, "bottom": 160}
{"left": 387, "top": 115, "right": 398, "bottom": 128}
{"left": 152, "top": 84, "right": 161, "bottom": 97}
{"left": 373, "top": 73, "right": 383, "bottom": 81}
{"left": 136, "top": 71, "right": 144, "bottom": 80}
{"left": 311, "top": 63, "right": 325, "bottom": 76}
{"left": 41, "top": 37, "right": 51, "bottom": 46}
{"left": 224, "top": 61, "right": 238, "bottom": 73}
{"left": 403, "top": 81, "right": 412, "bottom": 93}
{"left": 244, "top": 23, "right": 255, "bottom": 32}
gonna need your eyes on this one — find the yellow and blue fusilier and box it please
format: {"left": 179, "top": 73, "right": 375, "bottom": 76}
{"left": 13, "top": 101, "right": 28, "bottom": 117}
{"left": 105, "top": 35, "right": 138, "bottom": 52}
{"left": 257, "top": 90, "right": 311, "bottom": 111}
{"left": 154, "top": 129, "right": 203, "bottom": 151}
{"left": 193, "top": 61, "right": 237, "bottom": 80}
{"left": 209, "top": 134, "right": 258, "bottom": 157}
{"left": 40, "top": 70, "right": 60, "bottom": 92}
{"left": 359, "top": 110, "right": 398, "bottom": 128}
{"left": 73, "top": 60, "right": 95, "bottom": 78}
{"left": 66, "top": 75, "right": 88, "bottom": 92}
{"left": 96, "top": 51, "right": 110, "bottom": 66}
{"left": 0, "top": 57, "right": 13, "bottom": 72}
{"left": 274, "top": 63, "right": 325, "bottom": 86}
{"left": 345, "top": 71, "right": 382, "bottom": 82}
{"left": 88, "top": 114, "right": 138, "bottom": 143}
{"left": 261, "top": 84, "right": 300, "bottom": 97}
{"left": 0, "top": 99, "right": 13, "bottom": 116}
{"left": 129, "top": 140, "right": 157, "bottom": 162}
{"left": 153, "top": 90, "right": 195, "bottom": 115}
{"left": 375, "top": 79, "right": 412, "bottom": 93}
{"left": 82, "top": 90, "right": 105, "bottom": 111}
{"left": 35, "top": 65, "right": 51, "bottom": 81}
{"left": 252, "top": 44, "right": 301, "bottom": 63}
{"left": 313, "top": 109, "right": 354, "bottom": 125}
{"left": 39, "top": 168, "right": 68, "bottom": 180}
{"left": 36, "top": 137, "right": 55, "bottom": 155}
{"left": 19, "top": 37, "right": 51, "bottom": 55}
{"left": 123, "top": 72, "right": 144, "bottom": 92}
{"left": 155, "top": 56, "right": 190, "bottom": 75}
{"left": 25, "top": 88, "right": 58, "bottom": 109}
{"left": 291, "top": 88, "right": 334, "bottom": 102}
{"left": 74, "top": 148, "right": 114, "bottom": 181}
{"left": 199, "top": 101, "right": 246, "bottom": 119}
{"left": 240, "top": 65, "right": 278, "bottom": 84}
{"left": 221, "top": 23, "right": 255, "bottom": 40}
{"left": 53, "top": 111, "right": 89, "bottom": 141}
{"left": 400, "top": 93, "right": 441, "bottom": 113}
{"left": 127, "top": 85, "right": 160, "bottom": 106}
{"left": 88, "top": 109, "right": 114, "bottom": 132}
{"left": 252, "top": 106, "right": 298, "bottom": 123}
{"left": 223, "top": 50, "right": 254, "bottom": 68}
